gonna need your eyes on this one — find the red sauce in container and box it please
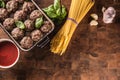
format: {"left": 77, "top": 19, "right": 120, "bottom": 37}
{"left": 0, "top": 41, "right": 18, "bottom": 67}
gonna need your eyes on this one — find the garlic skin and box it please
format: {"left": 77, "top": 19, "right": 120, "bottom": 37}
{"left": 102, "top": 7, "right": 116, "bottom": 24}
{"left": 102, "top": 7, "right": 106, "bottom": 13}
{"left": 91, "top": 13, "right": 98, "bottom": 20}
{"left": 90, "top": 20, "right": 98, "bottom": 26}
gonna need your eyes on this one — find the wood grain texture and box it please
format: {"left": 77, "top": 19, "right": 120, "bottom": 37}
{"left": 0, "top": 0, "right": 120, "bottom": 80}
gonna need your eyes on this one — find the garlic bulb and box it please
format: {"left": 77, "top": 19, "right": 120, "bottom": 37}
{"left": 102, "top": 7, "right": 116, "bottom": 23}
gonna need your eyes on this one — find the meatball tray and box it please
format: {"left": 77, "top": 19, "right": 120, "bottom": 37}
{"left": 0, "top": 0, "right": 54, "bottom": 51}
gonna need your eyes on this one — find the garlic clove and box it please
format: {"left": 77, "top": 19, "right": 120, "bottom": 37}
{"left": 90, "top": 20, "right": 98, "bottom": 26}
{"left": 102, "top": 7, "right": 106, "bottom": 13}
{"left": 90, "top": 13, "right": 98, "bottom": 20}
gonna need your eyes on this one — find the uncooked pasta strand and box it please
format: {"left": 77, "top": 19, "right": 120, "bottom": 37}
{"left": 50, "top": 0, "right": 95, "bottom": 55}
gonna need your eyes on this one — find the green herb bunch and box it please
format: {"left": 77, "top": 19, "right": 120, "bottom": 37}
{"left": 43, "top": 0, "right": 67, "bottom": 24}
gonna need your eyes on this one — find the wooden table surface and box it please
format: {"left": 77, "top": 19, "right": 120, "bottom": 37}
{"left": 0, "top": 0, "right": 120, "bottom": 80}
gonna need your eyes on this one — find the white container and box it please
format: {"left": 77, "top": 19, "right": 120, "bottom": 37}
{"left": 0, "top": 39, "right": 20, "bottom": 70}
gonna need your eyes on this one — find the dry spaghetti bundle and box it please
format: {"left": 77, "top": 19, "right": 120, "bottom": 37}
{"left": 50, "top": 0, "right": 95, "bottom": 55}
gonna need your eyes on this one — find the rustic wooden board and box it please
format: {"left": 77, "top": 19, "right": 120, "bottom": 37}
{"left": 0, "top": 0, "right": 120, "bottom": 80}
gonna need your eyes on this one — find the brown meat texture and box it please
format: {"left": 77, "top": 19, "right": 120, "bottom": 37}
{"left": 14, "top": 10, "right": 26, "bottom": 21}
{"left": 20, "top": 36, "right": 33, "bottom": 49}
{"left": 6, "top": 0, "right": 18, "bottom": 12}
{"left": 40, "top": 21, "right": 52, "bottom": 33}
{"left": 30, "top": 10, "right": 43, "bottom": 20}
{"left": 0, "top": 8, "right": 8, "bottom": 21}
{"left": 22, "top": 2, "right": 35, "bottom": 13}
{"left": 11, "top": 27, "right": 24, "bottom": 40}
{"left": 3, "top": 18, "right": 15, "bottom": 31}
{"left": 24, "top": 19, "right": 34, "bottom": 31}
{"left": 31, "top": 29, "right": 43, "bottom": 41}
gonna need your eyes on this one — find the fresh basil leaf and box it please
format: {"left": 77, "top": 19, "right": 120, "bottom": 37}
{"left": 15, "top": 21, "right": 25, "bottom": 30}
{"left": 0, "top": 0, "right": 5, "bottom": 8}
{"left": 43, "top": 7, "right": 49, "bottom": 12}
{"left": 60, "top": 5, "right": 67, "bottom": 19}
{"left": 43, "top": 5, "right": 57, "bottom": 18}
{"left": 47, "top": 11, "right": 58, "bottom": 18}
{"left": 35, "top": 17, "right": 43, "bottom": 29}
{"left": 48, "top": 5, "right": 55, "bottom": 11}
{"left": 56, "top": 8, "right": 61, "bottom": 16}
{"left": 54, "top": 0, "right": 61, "bottom": 10}
{"left": 43, "top": 5, "right": 55, "bottom": 13}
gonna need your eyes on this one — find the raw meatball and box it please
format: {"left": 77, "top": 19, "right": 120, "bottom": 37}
{"left": 24, "top": 19, "right": 34, "bottom": 31}
{"left": 31, "top": 30, "right": 43, "bottom": 41}
{"left": 22, "top": 2, "right": 35, "bottom": 13}
{"left": 20, "top": 36, "right": 33, "bottom": 49}
{"left": 6, "top": 0, "right": 18, "bottom": 12}
{"left": 14, "top": 0, "right": 24, "bottom": 3}
{"left": 30, "top": 10, "right": 43, "bottom": 20}
{"left": 0, "top": 8, "right": 8, "bottom": 21}
{"left": 40, "top": 21, "right": 52, "bottom": 33}
{"left": 14, "top": 10, "right": 26, "bottom": 21}
{"left": 3, "top": 18, "right": 15, "bottom": 31}
{"left": 11, "top": 27, "right": 24, "bottom": 40}
{"left": 43, "top": 21, "right": 51, "bottom": 25}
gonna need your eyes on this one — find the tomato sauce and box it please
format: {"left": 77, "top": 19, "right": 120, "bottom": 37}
{"left": 0, "top": 41, "right": 18, "bottom": 66}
